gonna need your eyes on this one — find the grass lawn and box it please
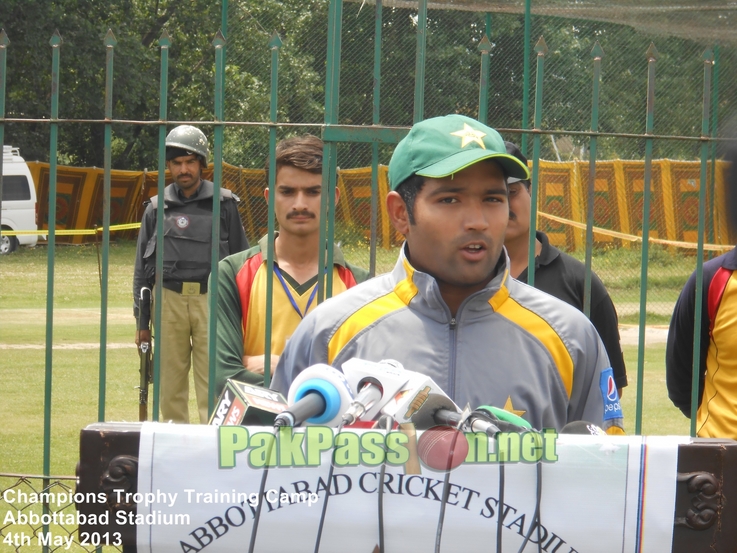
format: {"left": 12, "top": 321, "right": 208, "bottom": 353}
{"left": 1, "top": 240, "right": 692, "bottom": 478}
{"left": 0, "top": 240, "right": 697, "bottom": 552}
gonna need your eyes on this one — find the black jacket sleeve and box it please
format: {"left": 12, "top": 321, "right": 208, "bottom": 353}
{"left": 666, "top": 268, "right": 710, "bottom": 418}
{"left": 133, "top": 203, "right": 155, "bottom": 324}
{"left": 224, "top": 198, "right": 249, "bottom": 254}
{"left": 588, "top": 273, "right": 628, "bottom": 389}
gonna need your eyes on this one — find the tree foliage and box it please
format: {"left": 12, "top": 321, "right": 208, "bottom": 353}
{"left": 1, "top": 0, "right": 733, "bottom": 170}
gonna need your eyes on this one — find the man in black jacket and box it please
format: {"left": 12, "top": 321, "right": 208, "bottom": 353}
{"left": 503, "top": 141, "right": 628, "bottom": 397}
{"left": 133, "top": 125, "right": 248, "bottom": 423}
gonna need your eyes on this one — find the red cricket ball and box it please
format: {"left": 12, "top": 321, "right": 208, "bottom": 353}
{"left": 416, "top": 425, "right": 469, "bottom": 472}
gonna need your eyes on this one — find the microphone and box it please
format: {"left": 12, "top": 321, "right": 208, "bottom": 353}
{"left": 379, "top": 371, "right": 460, "bottom": 430}
{"left": 276, "top": 364, "right": 354, "bottom": 427}
{"left": 341, "top": 358, "right": 411, "bottom": 423}
{"left": 475, "top": 405, "right": 534, "bottom": 433}
{"left": 561, "top": 420, "right": 606, "bottom": 436}
{"left": 433, "top": 408, "right": 504, "bottom": 436}
{"left": 210, "top": 380, "right": 289, "bottom": 426}
{"left": 341, "top": 378, "right": 384, "bottom": 426}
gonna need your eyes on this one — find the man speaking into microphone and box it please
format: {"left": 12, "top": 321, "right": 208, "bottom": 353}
{"left": 272, "top": 115, "right": 624, "bottom": 435}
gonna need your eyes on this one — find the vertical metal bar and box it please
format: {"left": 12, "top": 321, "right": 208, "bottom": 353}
{"left": 263, "top": 32, "right": 281, "bottom": 388}
{"left": 526, "top": 37, "right": 547, "bottom": 287}
{"left": 42, "top": 30, "right": 62, "bottom": 551}
{"left": 153, "top": 31, "right": 170, "bottom": 421}
{"left": 477, "top": 34, "right": 492, "bottom": 125}
{"left": 690, "top": 50, "right": 714, "bottom": 438}
{"left": 320, "top": 0, "right": 343, "bottom": 302}
{"left": 98, "top": 30, "right": 116, "bottom": 421}
{"left": 635, "top": 43, "right": 658, "bottom": 435}
{"left": 370, "top": 0, "right": 383, "bottom": 277}
{"left": 0, "top": 30, "right": 8, "bottom": 242}
{"left": 521, "top": 0, "right": 532, "bottom": 155}
{"left": 584, "top": 42, "right": 603, "bottom": 318}
{"left": 221, "top": 0, "right": 228, "bottom": 38}
{"left": 708, "top": 45, "right": 719, "bottom": 244}
{"left": 208, "top": 31, "right": 226, "bottom": 416}
{"left": 413, "top": 0, "right": 427, "bottom": 123}
{"left": 221, "top": 0, "right": 228, "bottom": 114}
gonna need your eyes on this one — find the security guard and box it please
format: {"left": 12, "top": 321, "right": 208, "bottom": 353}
{"left": 133, "top": 125, "right": 248, "bottom": 423}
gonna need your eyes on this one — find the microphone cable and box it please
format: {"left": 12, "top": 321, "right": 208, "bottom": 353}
{"left": 312, "top": 419, "right": 346, "bottom": 553}
{"left": 496, "top": 456, "right": 505, "bottom": 553}
{"left": 433, "top": 421, "right": 465, "bottom": 553}
{"left": 374, "top": 414, "right": 394, "bottom": 553}
{"left": 247, "top": 425, "right": 279, "bottom": 553}
{"left": 515, "top": 459, "right": 543, "bottom": 553}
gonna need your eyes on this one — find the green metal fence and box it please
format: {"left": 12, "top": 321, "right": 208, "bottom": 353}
{"left": 1, "top": 0, "right": 736, "bottom": 549}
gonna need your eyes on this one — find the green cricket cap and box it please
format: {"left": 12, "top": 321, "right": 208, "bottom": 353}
{"left": 388, "top": 114, "right": 530, "bottom": 190}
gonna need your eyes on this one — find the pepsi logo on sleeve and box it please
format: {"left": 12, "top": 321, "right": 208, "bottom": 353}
{"left": 599, "top": 367, "right": 622, "bottom": 421}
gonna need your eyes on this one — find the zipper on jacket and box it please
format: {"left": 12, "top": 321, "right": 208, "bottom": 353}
{"left": 448, "top": 317, "right": 458, "bottom": 399}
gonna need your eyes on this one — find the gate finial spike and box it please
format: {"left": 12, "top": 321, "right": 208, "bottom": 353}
{"left": 535, "top": 36, "right": 548, "bottom": 55}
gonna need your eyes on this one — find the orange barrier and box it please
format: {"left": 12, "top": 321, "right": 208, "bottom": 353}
{"left": 26, "top": 159, "right": 734, "bottom": 250}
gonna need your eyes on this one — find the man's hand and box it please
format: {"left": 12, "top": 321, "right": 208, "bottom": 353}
{"left": 136, "top": 330, "right": 151, "bottom": 347}
{"left": 242, "top": 354, "right": 280, "bottom": 375}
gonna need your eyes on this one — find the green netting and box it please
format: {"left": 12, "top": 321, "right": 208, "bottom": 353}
{"left": 222, "top": 0, "right": 736, "bottom": 318}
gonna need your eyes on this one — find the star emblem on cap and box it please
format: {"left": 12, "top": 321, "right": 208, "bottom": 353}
{"left": 450, "top": 123, "right": 487, "bottom": 149}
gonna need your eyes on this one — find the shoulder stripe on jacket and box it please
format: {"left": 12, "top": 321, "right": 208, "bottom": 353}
{"left": 327, "top": 264, "right": 418, "bottom": 364}
{"left": 491, "top": 285, "right": 574, "bottom": 397}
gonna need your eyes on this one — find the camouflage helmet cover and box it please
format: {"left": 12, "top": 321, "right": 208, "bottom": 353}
{"left": 165, "top": 125, "right": 209, "bottom": 166}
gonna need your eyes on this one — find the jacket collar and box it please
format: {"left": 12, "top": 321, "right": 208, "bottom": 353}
{"left": 536, "top": 230, "right": 559, "bottom": 267}
{"left": 164, "top": 179, "right": 214, "bottom": 205}
{"left": 390, "top": 243, "right": 510, "bottom": 319}
{"left": 723, "top": 246, "right": 737, "bottom": 270}
{"left": 256, "top": 234, "right": 348, "bottom": 268}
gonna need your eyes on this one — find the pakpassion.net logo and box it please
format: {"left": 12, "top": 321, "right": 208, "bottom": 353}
{"left": 218, "top": 425, "right": 559, "bottom": 470}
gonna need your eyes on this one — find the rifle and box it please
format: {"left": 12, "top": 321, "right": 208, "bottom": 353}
{"left": 138, "top": 287, "right": 153, "bottom": 421}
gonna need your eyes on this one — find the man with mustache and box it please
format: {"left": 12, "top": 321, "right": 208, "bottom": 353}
{"left": 272, "top": 115, "right": 624, "bottom": 434}
{"left": 503, "top": 141, "right": 627, "bottom": 398}
{"left": 133, "top": 125, "right": 249, "bottom": 423}
{"left": 213, "top": 135, "right": 368, "bottom": 393}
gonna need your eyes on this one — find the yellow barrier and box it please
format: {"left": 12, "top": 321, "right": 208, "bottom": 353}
{"left": 538, "top": 212, "right": 734, "bottom": 252}
{"left": 19, "top": 159, "right": 735, "bottom": 250}
{"left": 2, "top": 223, "right": 141, "bottom": 237}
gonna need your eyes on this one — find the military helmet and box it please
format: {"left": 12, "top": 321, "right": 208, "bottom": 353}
{"left": 165, "top": 125, "right": 209, "bottom": 166}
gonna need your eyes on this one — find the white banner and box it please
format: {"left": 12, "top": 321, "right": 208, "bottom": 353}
{"left": 134, "top": 423, "right": 687, "bottom": 553}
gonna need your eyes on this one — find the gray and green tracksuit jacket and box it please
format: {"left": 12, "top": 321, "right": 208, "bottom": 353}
{"left": 272, "top": 246, "right": 625, "bottom": 434}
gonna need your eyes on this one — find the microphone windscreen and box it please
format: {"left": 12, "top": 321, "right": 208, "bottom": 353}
{"left": 561, "top": 421, "right": 606, "bottom": 436}
{"left": 287, "top": 364, "right": 354, "bottom": 426}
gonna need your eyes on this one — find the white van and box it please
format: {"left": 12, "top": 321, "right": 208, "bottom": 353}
{"left": 1, "top": 145, "right": 38, "bottom": 254}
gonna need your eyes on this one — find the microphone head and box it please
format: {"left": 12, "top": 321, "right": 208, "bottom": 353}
{"left": 408, "top": 393, "right": 460, "bottom": 431}
{"left": 341, "top": 358, "right": 411, "bottom": 421}
{"left": 380, "top": 372, "right": 460, "bottom": 428}
{"left": 210, "top": 380, "right": 288, "bottom": 426}
{"left": 287, "top": 364, "right": 354, "bottom": 426}
{"left": 561, "top": 421, "right": 607, "bottom": 436}
{"left": 475, "top": 405, "right": 533, "bottom": 431}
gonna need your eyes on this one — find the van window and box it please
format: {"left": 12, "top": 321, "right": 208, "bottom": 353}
{"left": 1, "top": 175, "right": 31, "bottom": 201}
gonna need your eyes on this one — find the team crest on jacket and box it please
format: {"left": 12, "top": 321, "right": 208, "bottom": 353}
{"left": 176, "top": 215, "right": 190, "bottom": 229}
{"left": 599, "top": 367, "right": 622, "bottom": 421}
